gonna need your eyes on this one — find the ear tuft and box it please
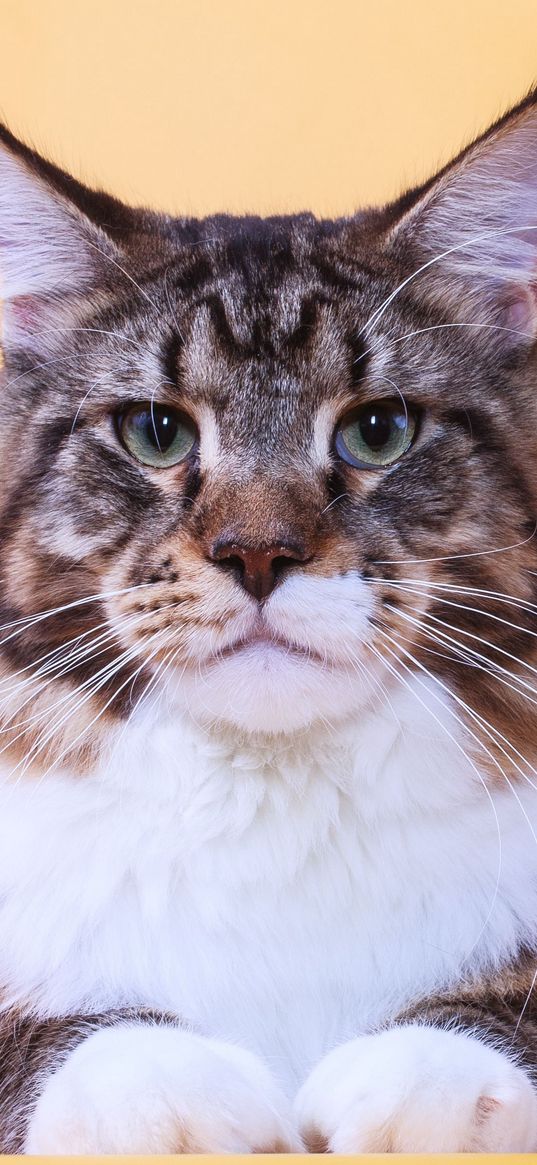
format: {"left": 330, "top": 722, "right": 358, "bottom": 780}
{"left": 392, "top": 91, "right": 537, "bottom": 341}
{"left": 0, "top": 127, "right": 123, "bottom": 354}
{"left": 0, "top": 147, "right": 96, "bottom": 302}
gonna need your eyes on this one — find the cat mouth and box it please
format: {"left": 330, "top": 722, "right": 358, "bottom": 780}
{"left": 212, "top": 630, "right": 328, "bottom": 665}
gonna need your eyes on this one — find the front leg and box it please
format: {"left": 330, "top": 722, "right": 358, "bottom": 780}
{"left": 0, "top": 1008, "right": 299, "bottom": 1154}
{"left": 295, "top": 957, "right": 537, "bottom": 1152}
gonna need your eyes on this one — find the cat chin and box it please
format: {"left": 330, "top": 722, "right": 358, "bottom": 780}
{"left": 172, "top": 643, "right": 368, "bottom": 734}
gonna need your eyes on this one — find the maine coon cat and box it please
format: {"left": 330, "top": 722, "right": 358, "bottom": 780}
{"left": 1, "top": 90, "right": 537, "bottom": 1153}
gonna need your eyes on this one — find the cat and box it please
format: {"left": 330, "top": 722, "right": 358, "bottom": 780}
{"left": 0, "top": 89, "right": 536, "bottom": 1153}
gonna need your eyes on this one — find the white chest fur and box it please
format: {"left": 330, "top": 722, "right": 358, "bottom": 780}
{"left": 0, "top": 677, "right": 536, "bottom": 1094}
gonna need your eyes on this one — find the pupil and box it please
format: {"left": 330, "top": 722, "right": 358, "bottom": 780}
{"left": 359, "top": 408, "right": 392, "bottom": 450}
{"left": 148, "top": 408, "right": 177, "bottom": 451}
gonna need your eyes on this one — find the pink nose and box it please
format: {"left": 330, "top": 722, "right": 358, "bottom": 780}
{"left": 210, "top": 541, "right": 308, "bottom": 601}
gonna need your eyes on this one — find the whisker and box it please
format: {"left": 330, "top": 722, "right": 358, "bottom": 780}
{"left": 319, "top": 493, "right": 350, "bottom": 516}
{"left": 367, "top": 373, "right": 410, "bottom": 427}
{"left": 69, "top": 366, "right": 131, "bottom": 435}
{"left": 2, "top": 593, "right": 185, "bottom": 713}
{"left": 359, "top": 223, "right": 537, "bottom": 340}
{"left": 363, "top": 636, "right": 504, "bottom": 964}
{"left": 340, "top": 640, "right": 405, "bottom": 732}
{"left": 376, "top": 625, "right": 537, "bottom": 839}
{"left": 0, "top": 581, "right": 157, "bottom": 647}
{"left": 4, "top": 324, "right": 157, "bottom": 358}
{"left": 0, "top": 603, "right": 154, "bottom": 693}
{"left": 372, "top": 522, "right": 537, "bottom": 566}
{"left": 83, "top": 239, "right": 166, "bottom": 319}
{"left": 0, "top": 607, "right": 165, "bottom": 742}
{"left": 393, "top": 600, "right": 537, "bottom": 687}
{"left": 0, "top": 632, "right": 147, "bottom": 763}
{"left": 384, "top": 606, "right": 537, "bottom": 711}
{"left": 15, "top": 624, "right": 172, "bottom": 784}
{"left": 368, "top": 576, "right": 537, "bottom": 616}
{"left": 378, "top": 581, "right": 537, "bottom": 637}
{"left": 380, "top": 610, "right": 537, "bottom": 787}
{"left": 510, "top": 964, "right": 537, "bottom": 1049}
{"left": 388, "top": 320, "right": 534, "bottom": 350}
{"left": 120, "top": 634, "right": 187, "bottom": 748}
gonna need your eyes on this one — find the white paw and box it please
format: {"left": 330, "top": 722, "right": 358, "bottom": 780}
{"left": 295, "top": 1024, "right": 537, "bottom": 1152}
{"left": 24, "top": 1023, "right": 301, "bottom": 1154}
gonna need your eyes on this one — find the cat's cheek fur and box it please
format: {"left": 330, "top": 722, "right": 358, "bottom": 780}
{"left": 24, "top": 1025, "right": 300, "bottom": 1155}
{"left": 294, "top": 1025, "right": 537, "bottom": 1153}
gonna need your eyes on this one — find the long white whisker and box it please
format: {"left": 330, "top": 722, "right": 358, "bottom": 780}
{"left": 376, "top": 625, "right": 537, "bottom": 839}
{"left": 368, "top": 576, "right": 537, "bottom": 616}
{"left": 380, "top": 583, "right": 537, "bottom": 639}
{"left": 360, "top": 223, "right": 537, "bottom": 340}
{"left": 388, "top": 320, "right": 534, "bottom": 349}
{"left": 364, "top": 636, "right": 503, "bottom": 965}
{"left": 0, "top": 629, "right": 150, "bottom": 762}
{"left": 0, "top": 604, "right": 153, "bottom": 694}
{"left": 510, "top": 964, "right": 537, "bottom": 1049}
{"left": 27, "top": 624, "right": 176, "bottom": 786}
{"left": 83, "top": 240, "right": 165, "bottom": 318}
{"left": 69, "top": 366, "right": 129, "bottom": 435}
{"left": 381, "top": 609, "right": 537, "bottom": 788}
{"left": 15, "top": 623, "right": 171, "bottom": 785}
{"left": 395, "top": 601, "right": 537, "bottom": 686}
{"left": 0, "top": 581, "right": 156, "bottom": 647}
{"left": 373, "top": 522, "right": 537, "bottom": 566}
{"left": 385, "top": 604, "right": 537, "bottom": 711}
{"left": 0, "top": 607, "right": 166, "bottom": 741}
{"left": 340, "top": 639, "right": 405, "bottom": 731}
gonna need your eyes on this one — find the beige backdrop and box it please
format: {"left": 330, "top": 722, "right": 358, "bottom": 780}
{"left": 1, "top": 0, "right": 537, "bottom": 217}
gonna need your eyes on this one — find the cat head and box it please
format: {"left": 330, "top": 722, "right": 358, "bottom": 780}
{"left": 1, "top": 94, "right": 537, "bottom": 766}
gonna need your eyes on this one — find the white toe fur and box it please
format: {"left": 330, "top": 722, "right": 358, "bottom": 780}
{"left": 294, "top": 1024, "right": 537, "bottom": 1152}
{"left": 24, "top": 1023, "right": 300, "bottom": 1154}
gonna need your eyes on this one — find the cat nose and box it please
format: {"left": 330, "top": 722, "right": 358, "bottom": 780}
{"left": 210, "top": 541, "right": 308, "bottom": 602}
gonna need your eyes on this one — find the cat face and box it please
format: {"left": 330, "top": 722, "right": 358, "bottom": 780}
{"left": 1, "top": 97, "right": 537, "bottom": 758}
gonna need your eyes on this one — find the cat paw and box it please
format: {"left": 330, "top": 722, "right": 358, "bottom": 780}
{"left": 24, "top": 1024, "right": 301, "bottom": 1154}
{"left": 294, "top": 1024, "right": 537, "bottom": 1152}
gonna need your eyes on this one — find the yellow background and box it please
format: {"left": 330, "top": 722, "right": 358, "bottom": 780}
{"left": 1, "top": 0, "right": 536, "bottom": 218}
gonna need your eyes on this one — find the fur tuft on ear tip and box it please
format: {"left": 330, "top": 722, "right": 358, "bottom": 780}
{"left": 389, "top": 91, "right": 537, "bottom": 339}
{"left": 0, "top": 127, "right": 127, "bottom": 353}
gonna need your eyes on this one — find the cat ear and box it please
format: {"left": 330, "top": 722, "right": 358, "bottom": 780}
{"left": 389, "top": 91, "right": 537, "bottom": 343}
{"left": 0, "top": 126, "right": 130, "bottom": 354}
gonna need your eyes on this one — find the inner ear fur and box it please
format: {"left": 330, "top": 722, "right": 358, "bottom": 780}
{"left": 382, "top": 89, "right": 537, "bottom": 340}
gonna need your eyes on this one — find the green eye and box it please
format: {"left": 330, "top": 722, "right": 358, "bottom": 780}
{"left": 335, "top": 400, "right": 418, "bottom": 469}
{"left": 116, "top": 404, "right": 197, "bottom": 467}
